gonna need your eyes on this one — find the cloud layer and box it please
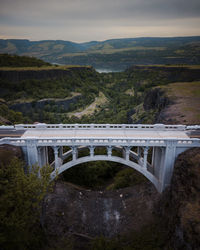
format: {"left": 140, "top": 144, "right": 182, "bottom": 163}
{"left": 0, "top": 0, "right": 200, "bottom": 42}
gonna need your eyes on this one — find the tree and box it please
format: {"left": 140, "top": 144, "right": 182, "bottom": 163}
{"left": 0, "top": 151, "right": 53, "bottom": 250}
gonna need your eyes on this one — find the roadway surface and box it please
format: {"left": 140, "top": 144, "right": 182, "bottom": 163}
{"left": 187, "top": 130, "right": 200, "bottom": 138}
{"left": 0, "top": 129, "right": 25, "bottom": 139}
{"left": 20, "top": 129, "right": 190, "bottom": 139}
{"left": 0, "top": 128, "right": 200, "bottom": 140}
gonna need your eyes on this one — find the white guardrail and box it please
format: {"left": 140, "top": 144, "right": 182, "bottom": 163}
{"left": 1, "top": 123, "right": 187, "bottom": 130}
{"left": 0, "top": 137, "right": 199, "bottom": 147}
{"left": 0, "top": 123, "right": 199, "bottom": 131}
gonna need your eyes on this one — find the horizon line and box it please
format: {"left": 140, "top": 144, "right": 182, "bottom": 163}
{"left": 0, "top": 35, "right": 200, "bottom": 44}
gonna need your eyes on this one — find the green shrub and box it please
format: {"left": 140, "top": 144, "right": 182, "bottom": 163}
{"left": 108, "top": 168, "right": 147, "bottom": 190}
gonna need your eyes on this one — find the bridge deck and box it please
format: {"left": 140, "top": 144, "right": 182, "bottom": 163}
{"left": 21, "top": 128, "right": 190, "bottom": 139}
{"left": 0, "top": 129, "right": 25, "bottom": 139}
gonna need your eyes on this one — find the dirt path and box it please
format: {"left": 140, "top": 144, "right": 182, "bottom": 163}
{"left": 68, "top": 92, "right": 108, "bottom": 118}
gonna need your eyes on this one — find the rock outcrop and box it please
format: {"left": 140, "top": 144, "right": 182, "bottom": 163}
{"left": 10, "top": 94, "right": 82, "bottom": 114}
{"left": 42, "top": 182, "right": 159, "bottom": 239}
{"left": 127, "top": 65, "right": 200, "bottom": 83}
{"left": 0, "top": 66, "right": 93, "bottom": 82}
{"left": 143, "top": 88, "right": 169, "bottom": 111}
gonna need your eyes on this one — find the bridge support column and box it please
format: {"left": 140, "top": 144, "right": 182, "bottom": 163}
{"left": 124, "top": 146, "right": 130, "bottom": 161}
{"left": 53, "top": 146, "right": 60, "bottom": 169}
{"left": 137, "top": 147, "right": 141, "bottom": 158}
{"left": 38, "top": 146, "right": 48, "bottom": 167}
{"left": 143, "top": 146, "right": 149, "bottom": 169}
{"left": 107, "top": 146, "right": 112, "bottom": 157}
{"left": 22, "top": 146, "right": 28, "bottom": 166}
{"left": 152, "top": 147, "right": 163, "bottom": 177}
{"left": 153, "top": 141, "right": 177, "bottom": 192}
{"left": 23, "top": 139, "right": 39, "bottom": 169}
{"left": 152, "top": 147, "right": 155, "bottom": 165}
{"left": 59, "top": 146, "right": 63, "bottom": 158}
{"left": 72, "top": 146, "right": 77, "bottom": 161}
{"left": 89, "top": 146, "right": 95, "bottom": 157}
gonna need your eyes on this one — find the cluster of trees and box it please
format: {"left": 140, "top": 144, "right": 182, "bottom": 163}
{"left": 0, "top": 148, "right": 53, "bottom": 250}
{"left": 0, "top": 72, "right": 99, "bottom": 101}
{"left": 0, "top": 54, "right": 51, "bottom": 67}
{"left": 0, "top": 103, "right": 28, "bottom": 124}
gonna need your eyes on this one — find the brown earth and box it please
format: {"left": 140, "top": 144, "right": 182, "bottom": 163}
{"left": 42, "top": 181, "right": 159, "bottom": 240}
{"left": 158, "top": 81, "right": 200, "bottom": 124}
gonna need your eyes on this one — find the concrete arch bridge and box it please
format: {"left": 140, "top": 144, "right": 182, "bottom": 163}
{"left": 0, "top": 123, "right": 200, "bottom": 193}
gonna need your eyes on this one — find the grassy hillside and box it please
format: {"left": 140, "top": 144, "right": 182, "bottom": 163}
{"left": 159, "top": 81, "right": 200, "bottom": 124}
{"left": 0, "top": 53, "right": 51, "bottom": 67}
{"left": 0, "top": 37, "right": 200, "bottom": 70}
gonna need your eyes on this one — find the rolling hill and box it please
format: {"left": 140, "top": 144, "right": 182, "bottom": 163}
{"left": 1, "top": 36, "right": 200, "bottom": 70}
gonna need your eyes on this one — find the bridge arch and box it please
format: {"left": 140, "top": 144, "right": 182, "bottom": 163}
{"left": 51, "top": 155, "right": 159, "bottom": 191}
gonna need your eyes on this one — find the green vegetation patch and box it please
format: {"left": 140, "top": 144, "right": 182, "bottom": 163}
{"left": 0, "top": 53, "right": 51, "bottom": 67}
{"left": 62, "top": 160, "right": 122, "bottom": 189}
{"left": 107, "top": 168, "right": 148, "bottom": 190}
{"left": 0, "top": 65, "right": 91, "bottom": 71}
{"left": 0, "top": 150, "right": 53, "bottom": 250}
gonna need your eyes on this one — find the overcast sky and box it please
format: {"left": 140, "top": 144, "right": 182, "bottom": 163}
{"left": 0, "top": 0, "right": 200, "bottom": 42}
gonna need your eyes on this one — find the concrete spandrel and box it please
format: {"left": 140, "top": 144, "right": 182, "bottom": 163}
{"left": 21, "top": 129, "right": 190, "bottom": 139}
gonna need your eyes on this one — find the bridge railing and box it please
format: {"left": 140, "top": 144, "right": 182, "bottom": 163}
{"left": 1, "top": 136, "right": 199, "bottom": 147}
{"left": 186, "top": 125, "right": 200, "bottom": 130}
{"left": 12, "top": 123, "right": 187, "bottom": 130}
{"left": 1, "top": 123, "right": 199, "bottom": 131}
{"left": 0, "top": 125, "right": 15, "bottom": 129}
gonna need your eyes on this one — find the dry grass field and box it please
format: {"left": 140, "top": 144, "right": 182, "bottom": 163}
{"left": 161, "top": 81, "right": 200, "bottom": 124}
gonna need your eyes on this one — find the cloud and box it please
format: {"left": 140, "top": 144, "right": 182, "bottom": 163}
{"left": 0, "top": 0, "right": 200, "bottom": 41}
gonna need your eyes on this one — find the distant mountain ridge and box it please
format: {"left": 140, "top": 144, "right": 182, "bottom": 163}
{"left": 1, "top": 36, "right": 200, "bottom": 70}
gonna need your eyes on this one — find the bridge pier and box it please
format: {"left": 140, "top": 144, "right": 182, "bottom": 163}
{"left": 107, "top": 146, "right": 112, "bottom": 157}
{"left": 137, "top": 146, "right": 141, "bottom": 158}
{"left": 152, "top": 147, "right": 162, "bottom": 178}
{"left": 89, "top": 146, "right": 95, "bottom": 157}
{"left": 38, "top": 146, "right": 48, "bottom": 167}
{"left": 143, "top": 146, "right": 149, "bottom": 169}
{"left": 72, "top": 146, "right": 78, "bottom": 160}
{"left": 122, "top": 146, "right": 130, "bottom": 160}
{"left": 158, "top": 142, "right": 177, "bottom": 192}
{"left": 53, "top": 146, "right": 60, "bottom": 169}
{"left": 59, "top": 146, "right": 63, "bottom": 158}
{"left": 24, "top": 139, "right": 39, "bottom": 167}
{"left": 151, "top": 142, "right": 178, "bottom": 192}
{"left": 23, "top": 142, "right": 49, "bottom": 169}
